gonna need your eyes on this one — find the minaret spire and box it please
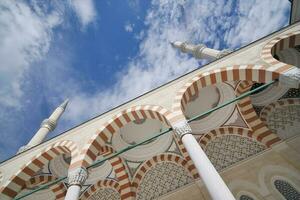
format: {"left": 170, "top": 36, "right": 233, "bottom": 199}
{"left": 17, "top": 99, "right": 69, "bottom": 153}
{"left": 171, "top": 41, "right": 231, "bottom": 60}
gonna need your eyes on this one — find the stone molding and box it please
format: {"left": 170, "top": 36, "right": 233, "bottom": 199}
{"left": 41, "top": 118, "right": 57, "bottom": 131}
{"left": 68, "top": 167, "right": 88, "bottom": 186}
{"left": 173, "top": 121, "right": 192, "bottom": 138}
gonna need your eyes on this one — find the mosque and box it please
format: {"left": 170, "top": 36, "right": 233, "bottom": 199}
{"left": 0, "top": 1, "right": 300, "bottom": 200}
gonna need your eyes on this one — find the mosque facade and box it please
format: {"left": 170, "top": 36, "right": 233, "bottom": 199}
{"left": 1, "top": 2, "right": 300, "bottom": 200}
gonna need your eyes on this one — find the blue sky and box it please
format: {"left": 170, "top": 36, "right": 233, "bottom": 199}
{"left": 0, "top": 0, "right": 291, "bottom": 162}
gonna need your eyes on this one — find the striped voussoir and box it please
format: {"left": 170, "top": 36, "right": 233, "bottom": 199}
{"left": 22, "top": 175, "right": 66, "bottom": 200}
{"left": 131, "top": 153, "right": 198, "bottom": 196}
{"left": 50, "top": 182, "right": 67, "bottom": 200}
{"left": 0, "top": 140, "right": 79, "bottom": 200}
{"left": 261, "top": 31, "right": 300, "bottom": 67}
{"left": 171, "top": 64, "right": 294, "bottom": 125}
{"left": 173, "top": 134, "right": 199, "bottom": 179}
{"left": 80, "top": 179, "right": 120, "bottom": 200}
{"left": 260, "top": 98, "right": 300, "bottom": 122}
{"left": 236, "top": 81, "right": 281, "bottom": 147}
{"left": 96, "top": 145, "right": 133, "bottom": 199}
{"left": 198, "top": 126, "right": 266, "bottom": 149}
{"left": 73, "top": 105, "right": 176, "bottom": 169}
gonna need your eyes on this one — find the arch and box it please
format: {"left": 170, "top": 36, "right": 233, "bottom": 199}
{"left": 198, "top": 126, "right": 267, "bottom": 148}
{"left": 260, "top": 98, "right": 300, "bottom": 122}
{"left": 260, "top": 98, "right": 300, "bottom": 140}
{"left": 258, "top": 165, "right": 300, "bottom": 197}
{"left": 72, "top": 105, "right": 175, "bottom": 169}
{"left": 80, "top": 179, "right": 121, "bottom": 200}
{"left": 199, "top": 127, "right": 267, "bottom": 171}
{"left": 261, "top": 31, "right": 300, "bottom": 68}
{"left": 21, "top": 175, "right": 67, "bottom": 200}
{"left": 132, "top": 153, "right": 197, "bottom": 197}
{"left": 273, "top": 178, "right": 300, "bottom": 200}
{"left": 89, "top": 145, "right": 132, "bottom": 199}
{"left": 171, "top": 64, "right": 294, "bottom": 124}
{"left": 0, "top": 140, "right": 79, "bottom": 200}
{"left": 235, "top": 81, "right": 281, "bottom": 147}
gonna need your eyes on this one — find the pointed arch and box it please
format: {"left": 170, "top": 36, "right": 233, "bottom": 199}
{"left": 235, "top": 81, "right": 281, "bottom": 146}
{"left": 80, "top": 179, "right": 121, "bottom": 200}
{"left": 132, "top": 153, "right": 198, "bottom": 197}
{"left": 260, "top": 98, "right": 300, "bottom": 122}
{"left": 92, "top": 145, "right": 132, "bottom": 199}
{"left": 171, "top": 64, "right": 294, "bottom": 126}
{"left": 198, "top": 126, "right": 267, "bottom": 148}
{"left": 261, "top": 31, "right": 300, "bottom": 68}
{"left": 71, "top": 105, "right": 176, "bottom": 169}
{"left": 22, "top": 175, "right": 67, "bottom": 200}
{"left": 0, "top": 140, "right": 79, "bottom": 200}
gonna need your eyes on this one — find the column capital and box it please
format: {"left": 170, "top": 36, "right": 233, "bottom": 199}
{"left": 68, "top": 167, "right": 88, "bottom": 186}
{"left": 41, "top": 118, "right": 57, "bottom": 131}
{"left": 173, "top": 120, "right": 192, "bottom": 138}
{"left": 279, "top": 67, "right": 300, "bottom": 88}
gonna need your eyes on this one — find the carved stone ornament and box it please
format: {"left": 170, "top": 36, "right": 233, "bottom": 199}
{"left": 68, "top": 167, "right": 88, "bottom": 186}
{"left": 279, "top": 67, "right": 300, "bottom": 88}
{"left": 173, "top": 121, "right": 192, "bottom": 137}
{"left": 41, "top": 118, "right": 57, "bottom": 131}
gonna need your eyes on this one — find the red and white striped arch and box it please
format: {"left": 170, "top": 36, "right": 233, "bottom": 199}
{"left": 72, "top": 105, "right": 176, "bottom": 169}
{"left": 22, "top": 175, "right": 66, "bottom": 200}
{"left": 80, "top": 179, "right": 120, "bottom": 200}
{"left": 95, "top": 145, "right": 133, "bottom": 199}
{"left": 131, "top": 153, "right": 198, "bottom": 196}
{"left": 261, "top": 31, "right": 300, "bottom": 67}
{"left": 171, "top": 64, "right": 294, "bottom": 122}
{"left": 0, "top": 140, "right": 79, "bottom": 200}
{"left": 198, "top": 126, "right": 267, "bottom": 149}
{"left": 260, "top": 98, "right": 300, "bottom": 122}
{"left": 235, "top": 81, "right": 281, "bottom": 147}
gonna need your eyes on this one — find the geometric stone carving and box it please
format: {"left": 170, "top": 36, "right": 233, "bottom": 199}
{"left": 266, "top": 105, "right": 300, "bottom": 140}
{"left": 205, "top": 135, "right": 266, "bottom": 171}
{"left": 274, "top": 179, "right": 300, "bottom": 200}
{"left": 173, "top": 121, "right": 192, "bottom": 137}
{"left": 136, "top": 162, "right": 194, "bottom": 200}
{"left": 67, "top": 167, "right": 88, "bottom": 186}
{"left": 89, "top": 188, "right": 121, "bottom": 200}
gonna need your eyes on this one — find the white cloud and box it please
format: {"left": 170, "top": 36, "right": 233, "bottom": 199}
{"left": 124, "top": 22, "right": 134, "bottom": 32}
{"left": 70, "top": 0, "right": 97, "bottom": 28}
{"left": 0, "top": 1, "right": 62, "bottom": 107}
{"left": 61, "top": 0, "right": 291, "bottom": 124}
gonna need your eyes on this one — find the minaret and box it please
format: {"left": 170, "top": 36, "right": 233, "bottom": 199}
{"left": 17, "top": 99, "right": 69, "bottom": 153}
{"left": 171, "top": 41, "right": 232, "bottom": 60}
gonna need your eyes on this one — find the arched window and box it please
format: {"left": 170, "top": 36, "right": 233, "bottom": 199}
{"left": 274, "top": 179, "right": 300, "bottom": 200}
{"left": 240, "top": 195, "right": 254, "bottom": 200}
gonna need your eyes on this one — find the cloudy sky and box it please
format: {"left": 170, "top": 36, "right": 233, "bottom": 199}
{"left": 0, "top": 0, "right": 291, "bottom": 161}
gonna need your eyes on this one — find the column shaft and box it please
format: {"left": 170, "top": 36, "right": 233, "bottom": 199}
{"left": 181, "top": 134, "right": 235, "bottom": 200}
{"left": 64, "top": 185, "right": 81, "bottom": 200}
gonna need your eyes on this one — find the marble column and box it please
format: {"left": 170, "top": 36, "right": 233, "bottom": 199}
{"left": 173, "top": 121, "right": 235, "bottom": 200}
{"left": 17, "top": 99, "right": 69, "bottom": 153}
{"left": 65, "top": 167, "right": 88, "bottom": 200}
{"left": 171, "top": 41, "right": 231, "bottom": 60}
